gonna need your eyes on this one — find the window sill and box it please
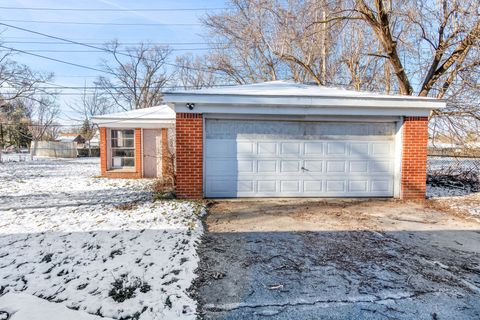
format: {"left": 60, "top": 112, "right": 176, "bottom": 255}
{"left": 107, "top": 168, "right": 136, "bottom": 173}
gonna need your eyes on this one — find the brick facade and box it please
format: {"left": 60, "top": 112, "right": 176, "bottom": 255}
{"left": 175, "top": 113, "right": 203, "bottom": 198}
{"left": 401, "top": 116, "right": 429, "bottom": 200}
{"left": 100, "top": 127, "right": 143, "bottom": 179}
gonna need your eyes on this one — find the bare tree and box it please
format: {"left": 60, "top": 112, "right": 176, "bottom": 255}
{"left": 175, "top": 54, "right": 219, "bottom": 89}
{"left": 69, "top": 85, "right": 114, "bottom": 155}
{"left": 203, "top": 0, "right": 287, "bottom": 84}
{"left": 26, "top": 96, "right": 60, "bottom": 141}
{"left": 0, "top": 47, "right": 54, "bottom": 105}
{"left": 96, "top": 41, "right": 172, "bottom": 110}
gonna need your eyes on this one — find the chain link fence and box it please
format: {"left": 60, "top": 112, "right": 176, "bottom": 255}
{"left": 427, "top": 156, "right": 480, "bottom": 192}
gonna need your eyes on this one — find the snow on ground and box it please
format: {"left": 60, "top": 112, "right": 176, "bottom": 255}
{"left": 0, "top": 157, "right": 204, "bottom": 320}
{"left": 427, "top": 185, "right": 480, "bottom": 218}
{"left": 0, "top": 293, "right": 107, "bottom": 320}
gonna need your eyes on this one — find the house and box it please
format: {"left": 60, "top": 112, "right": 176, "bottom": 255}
{"left": 92, "top": 105, "right": 175, "bottom": 179}
{"left": 93, "top": 81, "right": 445, "bottom": 200}
{"left": 57, "top": 133, "right": 86, "bottom": 147}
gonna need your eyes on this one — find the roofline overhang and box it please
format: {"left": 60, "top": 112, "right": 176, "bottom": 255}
{"left": 92, "top": 118, "right": 175, "bottom": 128}
{"left": 163, "top": 93, "right": 445, "bottom": 110}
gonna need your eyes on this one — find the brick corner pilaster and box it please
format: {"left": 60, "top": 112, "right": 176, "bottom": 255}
{"left": 401, "top": 116, "right": 429, "bottom": 200}
{"left": 99, "top": 127, "right": 107, "bottom": 176}
{"left": 176, "top": 113, "right": 203, "bottom": 199}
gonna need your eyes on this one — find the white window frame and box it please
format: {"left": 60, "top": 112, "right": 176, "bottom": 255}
{"left": 110, "top": 129, "right": 135, "bottom": 169}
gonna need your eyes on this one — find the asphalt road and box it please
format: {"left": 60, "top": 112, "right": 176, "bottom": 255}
{"left": 192, "top": 200, "right": 480, "bottom": 320}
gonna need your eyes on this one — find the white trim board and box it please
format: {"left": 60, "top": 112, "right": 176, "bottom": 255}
{"left": 171, "top": 104, "right": 434, "bottom": 117}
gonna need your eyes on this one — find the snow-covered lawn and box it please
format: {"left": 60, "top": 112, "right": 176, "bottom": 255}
{"left": 0, "top": 157, "right": 204, "bottom": 320}
{"left": 427, "top": 185, "right": 480, "bottom": 219}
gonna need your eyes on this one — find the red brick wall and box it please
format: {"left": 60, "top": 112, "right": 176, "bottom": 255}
{"left": 401, "top": 116, "right": 429, "bottom": 200}
{"left": 100, "top": 127, "right": 107, "bottom": 176}
{"left": 176, "top": 113, "right": 203, "bottom": 198}
{"left": 99, "top": 127, "right": 143, "bottom": 179}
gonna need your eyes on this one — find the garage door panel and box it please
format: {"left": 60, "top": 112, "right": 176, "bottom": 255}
{"left": 280, "top": 180, "right": 300, "bottom": 192}
{"left": 371, "top": 180, "right": 391, "bottom": 192}
{"left": 206, "top": 140, "right": 236, "bottom": 157}
{"left": 258, "top": 180, "right": 276, "bottom": 192}
{"left": 326, "top": 180, "right": 346, "bottom": 192}
{"left": 304, "top": 180, "right": 323, "bottom": 192}
{"left": 326, "top": 161, "right": 347, "bottom": 173}
{"left": 237, "top": 160, "right": 254, "bottom": 173}
{"left": 349, "top": 180, "right": 368, "bottom": 192}
{"left": 350, "top": 161, "right": 368, "bottom": 173}
{"left": 369, "top": 161, "right": 392, "bottom": 173}
{"left": 258, "top": 160, "right": 277, "bottom": 173}
{"left": 372, "top": 142, "right": 393, "bottom": 156}
{"left": 280, "top": 160, "right": 300, "bottom": 173}
{"left": 205, "top": 119, "right": 395, "bottom": 198}
{"left": 238, "top": 180, "right": 254, "bottom": 192}
{"left": 349, "top": 143, "right": 369, "bottom": 157}
{"left": 258, "top": 142, "right": 277, "bottom": 155}
{"left": 237, "top": 141, "right": 255, "bottom": 154}
{"left": 281, "top": 142, "right": 301, "bottom": 155}
{"left": 304, "top": 160, "right": 323, "bottom": 172}
{"left": 208, "top": 179, "right": 234, "bottom": 193}
{"left": 304, "top": 142, "right": 324, "bottom": 155}
{"left": 326, "top": 142, "right": 347, "bottom": 155}
{"left": 206, "top": 159, "right": 236, "bottom": 175}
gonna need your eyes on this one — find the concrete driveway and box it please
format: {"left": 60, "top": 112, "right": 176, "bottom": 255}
{"left": 193, "top": 199, "right": 480, "bottom": 320}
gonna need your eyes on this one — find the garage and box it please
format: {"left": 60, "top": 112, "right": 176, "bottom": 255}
{"left": 163, "top": 80, "right": 444, "bottom": 200}
{"left": 205, "top": 119, "right": 396, "bottom": 197}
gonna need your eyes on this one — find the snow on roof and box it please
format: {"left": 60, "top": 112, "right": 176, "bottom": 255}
{"left": 93, "top": 104, "right": 175, "bottom": 120}
{"left": 165, "top": 80, "right": 441, "bottom": 101}
{"left": 92, "top": 104, "right": 175, "bottom": 128}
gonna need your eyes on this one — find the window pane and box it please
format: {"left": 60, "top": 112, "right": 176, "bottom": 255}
{"left": 112, "top": 149, "right": 135, "bottom": 157}
{"left": 111, "top": 130, "right": 135, "bottom": 147}
{"left": 110, "top": 129, "right": 136, "bottom": 169}
{"left": 112, "top": 156, "right": 135, "bottom": 168}
{"left": 122, "top": 158, "right": 135, "bottom": 167}
{"left": 112, "top": 138, "right": 134, "bottom": 148}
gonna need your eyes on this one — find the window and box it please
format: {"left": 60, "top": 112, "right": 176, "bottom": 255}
{"left": 111, "top": 129, "right": 135, "bottom": 168}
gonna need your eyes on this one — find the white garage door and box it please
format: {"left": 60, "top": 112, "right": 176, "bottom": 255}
{"left": 205, "top": 119, "right": 396, "bottom": 198}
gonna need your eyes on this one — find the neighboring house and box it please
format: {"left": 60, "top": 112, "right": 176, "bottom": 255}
{"left": 57, "top": 133, "right": 86, "bottom": 148}
{"left": 92, "top": 105, "right": 175, "bottom": 179}
{"left": 93, "top": 81, "right": 445, "bottom": 200}
{"left": 88, "top": 132, "right": 100, "bottom": 147}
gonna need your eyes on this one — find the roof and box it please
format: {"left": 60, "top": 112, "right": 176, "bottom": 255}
{"left": 166, "top": 81, "right": 438, "bottom": 100}
{"left": 163, "top": 80, "right": 445, "bottom": 117}
{"left": 57, "top": 134, "right": 84, "bottom": 142}
{"left": 92, "top": 105, "right": 175, "bottom": 128}
{"left": 58, "top": 133, "right": 81, "bottom": 137}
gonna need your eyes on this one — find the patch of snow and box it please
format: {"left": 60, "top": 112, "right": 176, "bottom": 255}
{"left": 426, "top": 185, "right": 474, "bottom": 198}
{"left": 0, "top": 157, "right": 204, "bottom": 320}
{"left": 427, "top": 185, "right": 480, "bottom": 218}
{"left": 0, "top": 293, "right": 108, "bottom": 320}
{"left": 0, "top": 153, "right": 33, "bottom": 163}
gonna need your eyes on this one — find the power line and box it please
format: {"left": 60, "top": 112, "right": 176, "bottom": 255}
{"left": 0, "top": 45, "right": 114, "bottom": 75}
{"left": 0, "top": 84, "right": 240, "bottom": 96}
{"left": 0, "top": 22, "right": 227, "bottom": 75}
{"left": 1, "top": 19, "right": 201, "bottom": 26}
{"left": 0, "top": 6, "right": 226, "bottom": 12}
{"left": 0, "top": 48, "right": 212, "bottom": 53}
{"left": 1, "top": 39, "right": 217, "bottom": 45}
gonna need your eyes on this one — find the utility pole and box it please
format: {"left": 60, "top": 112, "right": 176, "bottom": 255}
{"left": 321, "top": 9, "right": 327, "bottom": 85}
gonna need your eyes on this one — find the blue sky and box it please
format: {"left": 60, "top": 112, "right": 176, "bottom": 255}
{"left": 1, "top": 0, "right": 226, "bottom": 122}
